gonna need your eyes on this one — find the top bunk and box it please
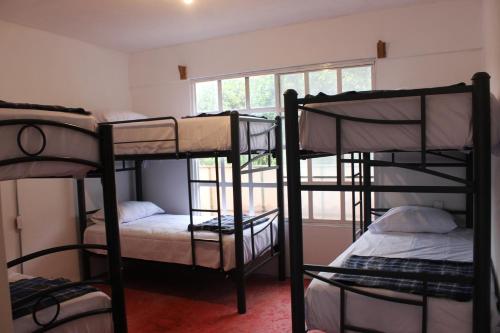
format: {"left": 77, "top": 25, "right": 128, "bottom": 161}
{"left": 101, "top": 111, "right": 278, "bottom": 160}
{"left": 287, "top": 72, "right": 495, "bottom": 157}
{"left": 0, "top": 100, "right": 110, "bottom": 181}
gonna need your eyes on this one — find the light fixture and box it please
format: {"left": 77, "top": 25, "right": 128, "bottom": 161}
{"left": 183, "top": 0, "right": 193, "bottom": 4}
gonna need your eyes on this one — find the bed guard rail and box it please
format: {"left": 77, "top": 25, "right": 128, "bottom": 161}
{"left": 304, "top": 264, "right": 473, "bottom": 333}
{"left": 101, "top": 116, "right": 180, "bottom": 158}
{"left": 7, "top": 244, "right": 114, "bottom": 332}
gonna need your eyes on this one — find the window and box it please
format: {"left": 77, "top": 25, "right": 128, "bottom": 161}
{"left": 193, "top": 63, "right": 374, "bottom": 223}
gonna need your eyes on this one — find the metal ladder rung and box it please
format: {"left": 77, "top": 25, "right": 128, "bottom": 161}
{"left": 187, "top": 155, "right": 225, "bottom": 270}
{"left": 189, "top": 179, "right": 218, "bottom": 184}
{"left": 191, "top": 208, "right": 219, "bottom": 213}
{"left": 193, "top": 238, "right": 221, "bottom": 243}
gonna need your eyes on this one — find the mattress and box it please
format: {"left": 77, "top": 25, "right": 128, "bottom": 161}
{"left": 0, "top": 108, "right": 99, "bottom": 181}
{"left": 84, "top": 213, "right": 278, "bottom": 272}
{"left": 299, "top": 92, "right": 498, "bottom": 154}
{"left": 304, "top": 228, "right": 492, "bottom": 333}
{"left": 9, "top": 271, "right": 112, "bottom": 333}
{"left": 111, "top": 115, "right": 276, "bottom": 156}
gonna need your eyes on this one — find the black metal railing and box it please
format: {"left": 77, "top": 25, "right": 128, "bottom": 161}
{"left": 96, "top": 112, "right": 285, "bottom": 315}
{"left": 284, "top": 73, "right": 492, "bottom": 333}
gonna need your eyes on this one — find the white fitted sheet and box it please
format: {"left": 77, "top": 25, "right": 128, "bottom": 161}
{"left": 112, "top": 116, "right": 276, "bottom": 155}
{"left": 305, "top": 229, "right": 487, "bottom": 333}
{"left": 0, "top": 108, "right": 99, "bottom": 181}
{"left": 9, "top": 272, "right": 112, "bottom": 333}
{"left": 84, "top": 213, "right": 278, "bottom": 271}
{"left": 299, "top": 93, "right": 493, "bottom": 154}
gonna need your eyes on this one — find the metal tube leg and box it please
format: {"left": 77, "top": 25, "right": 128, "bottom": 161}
{"left": 284, "top": 90, "right": 306, "bottom": 333}
{"left": 231, "top": 112, "right": 246, "bottom": 314}
{"left": 99, "top": 125, "right": 128, "bottom": 333}
{"left": 471, "top": 72, "right": 491, "bottom": 333}
{"left": 275, "top": 116, "right": 286, "bottom": 281}
{"left": 76, "top": 179, "right": 91, "bottom": 281}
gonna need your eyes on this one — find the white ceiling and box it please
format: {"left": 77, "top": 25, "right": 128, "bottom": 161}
{"left": 0, "top": 0, "right": 442, "bottom": 53}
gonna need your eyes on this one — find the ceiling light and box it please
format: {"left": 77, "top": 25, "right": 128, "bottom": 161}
{"left": 183, "top": 0, "right": 193, "bottom": 4}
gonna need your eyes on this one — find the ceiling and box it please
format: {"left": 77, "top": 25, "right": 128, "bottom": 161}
{"left": 0, "top": 0, "right": 442, "bottom": 53}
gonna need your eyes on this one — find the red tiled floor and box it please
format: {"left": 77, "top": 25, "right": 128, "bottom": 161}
{"left": 114, "top": 265, "right": 293, "bottom": 333}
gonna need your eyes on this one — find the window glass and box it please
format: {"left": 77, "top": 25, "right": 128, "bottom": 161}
{"left": 250, "top": 75, "right": 275, "bottom": 109}
{"left": 195, "top": 81, "right": 218, "bottom": 113}
{"left": 280, "top": 73, "right": 305, "bottom": 106}
{"left": 309, "top": 69, "right": 338, "bottom": 96}
{"left": 341, "top": 66, "right": 372, "bottom": 91}
{"left": 313, "top": 191, "right": 341, "bottom": 220}
{"left": 194, "top": 64, "right": 373, "bottom": 224}
{"left": 311, "top": 156, "right": 337, "bottom": 183}
{"left": 222, "top": 78, "right": 246, "bottom": 110}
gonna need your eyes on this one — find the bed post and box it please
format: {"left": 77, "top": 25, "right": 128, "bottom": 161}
{"left": 362, "top": 153, "right": 372, "bottom": 231}
{"left": 284, "top": 89, "right": 306, "bottom": 333}
{"left": 99, "top": 124, "right": 128, "bottom": 333}
{"left": 275, "top": 115, "right": 286, "bottom": 281}
{"left": 471, "top": 72, "right": 491, "bottom": 333}
{"left": 76, "top": 179, "right": 91, "bottom": 281}
{"left": 135, "top": 160, "right": 143, "bottom": 201}
{"left": 230, "top": 111, "right": 246, "bottom": 314}
{"left": 466, "top": 152, "right": 473, "bottom": 229}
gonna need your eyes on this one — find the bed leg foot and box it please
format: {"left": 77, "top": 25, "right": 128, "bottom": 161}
{"left": 236, "top": 278, "right": 246, "bottom": 314}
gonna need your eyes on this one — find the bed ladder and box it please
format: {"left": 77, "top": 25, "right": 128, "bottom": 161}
{"left": 186, "top": 155, "right": 225, "bottom": 271}
{"left": 350, "top": 152, "right": 363, "bottom": 242}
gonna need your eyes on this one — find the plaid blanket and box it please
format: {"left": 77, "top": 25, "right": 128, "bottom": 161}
{"left": 188, "top": 215, "right": 269, "bottom": 234}
{"left": 332, "top": 255, "right": 473, "bottom": 301}
{"left": 10, "top": 277, "right": 98, "bottom": 319}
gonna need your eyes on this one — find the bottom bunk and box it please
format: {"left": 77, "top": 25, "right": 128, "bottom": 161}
{"left": 9, "top": 271, "right": 112, "bottom": 333}
{"left": 83, "top": 207, "right": 278, "bottom": 272}
{"left": 305, "top": 226, "right": 497, "bottom": 333}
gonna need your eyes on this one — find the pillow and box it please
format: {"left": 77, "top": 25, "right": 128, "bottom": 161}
{"left": 368, "top": 206, "right": 457, "bottom": 234}
{"left": 102, "top": 111, "right": 147, "bottom": 122}
{"left": 90, "top": 201, "right": 164, "bottom": 224}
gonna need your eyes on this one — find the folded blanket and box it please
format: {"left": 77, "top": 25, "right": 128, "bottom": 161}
{"left": 10, "top": 277, "right": 98, "bottom": 319}
{"left": 188, "top": 215, "right": 269, "bottom": 234}
{"left": 0, "top": 100, "right": 90, "bottom": 115}
{"left": 332, "top": 255, "right": 473, "bottom": 301}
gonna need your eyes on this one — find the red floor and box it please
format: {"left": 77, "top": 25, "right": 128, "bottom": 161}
{"left": 117, "top": 265, "right": 293, "bottom": 333}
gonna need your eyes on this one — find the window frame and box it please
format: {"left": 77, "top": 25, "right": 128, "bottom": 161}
{"left": 190, "top": 59, "right": 376, "bottom": 224}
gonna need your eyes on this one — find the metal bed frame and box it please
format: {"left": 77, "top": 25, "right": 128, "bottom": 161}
{"left": 284, "top": 72, "right": 491, "bottom": 333}
{"left": 2, "top": 118, "right": 127, "bottom": 332}
{"left": 79, "top": 111, "right": 286, "bottom": 314}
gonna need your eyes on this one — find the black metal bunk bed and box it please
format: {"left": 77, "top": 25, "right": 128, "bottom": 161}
{"left": 1, "top": 107, "right": 127, "bottom": 332}
{"left": 78, "top": 111, "right": 286, "bottom": 314}
{"left": 284, "top": 72, "right": 492, "bottom": 332}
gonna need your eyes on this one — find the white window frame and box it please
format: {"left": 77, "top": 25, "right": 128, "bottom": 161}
{"left": 190, "top": 59, "right": 375, "bottom": 224}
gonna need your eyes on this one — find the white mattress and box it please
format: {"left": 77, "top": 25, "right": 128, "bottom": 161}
{"left": 84, "top": 213, "right": 278, "bottom": 271}
{"left": 9, "top": 271, "right": 112, "bottom": 333}
{"left": 0, "top": 108, "right": 99, "bottom": 181}
{"left": 299, "top": 93, "right": 494, "bottom": 154}
{"left": 304, "top": 228, "right": 489, "bottom": 333}
{"left": 112, "top": 116, "right": 276, "bottom": 155}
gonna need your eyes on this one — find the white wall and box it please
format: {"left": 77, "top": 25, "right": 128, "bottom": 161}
{"left": 0, "top": 19, "right": 132, "bottom": 328}
{"left": 483, "top": 0, "right": 500, "bottom": 278}
{"left": 129, "top": 0, "right": 485, "bottom": 267}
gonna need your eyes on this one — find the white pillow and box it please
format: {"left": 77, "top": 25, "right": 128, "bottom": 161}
{"left": 102, "top": 111, "right": 147, "bottom": 122}
{"left": 368, "top": 206, "right": 457, "bottom": 234}
{"left": 90, "top": 201, "right": 164, "bottom": 224}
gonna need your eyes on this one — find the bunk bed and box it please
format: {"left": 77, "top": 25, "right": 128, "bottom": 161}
{"left": 1, "top": 102, "right": 127, "bottom": 332}
{"left": 79, "top": 111, "right": 286, "bottom": 314}
{"left": 284, "top": 73, "right": 493, "bottom": 333}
